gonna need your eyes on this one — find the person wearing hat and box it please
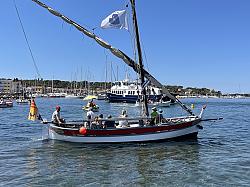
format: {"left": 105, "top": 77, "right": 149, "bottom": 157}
{"left": 52, "top": 105, "right": 65, "bottom": 125}
{"left": 150, "top": 107, "right": 159, "bottom": 125}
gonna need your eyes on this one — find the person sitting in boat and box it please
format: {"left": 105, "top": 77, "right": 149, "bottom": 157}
{"left": 158, "top": 109, "right": 167, "bottom": 124}
{"left": 52, "top": 106, "right": 65, "bottom": 125}
{"left": 104, "top": 115, "right": 115, "bottom": 129}
{"left": 150, "top": 107, "right": 159, "bottom": 125}
{"left": 87, "top": 99, "right": 96, "bottom": 108}
{"left": 90, "top": 114, "right": 104, "bottom": 129}
{"left": 117, "top": 110, "right": 129, "bottom": 128}
{"left": 97, "top": 114, "right": 104, "bottom": 129}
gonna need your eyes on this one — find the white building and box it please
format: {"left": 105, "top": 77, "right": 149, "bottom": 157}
{"left": 0, "top": 79, "right": 22, "bottom": 94}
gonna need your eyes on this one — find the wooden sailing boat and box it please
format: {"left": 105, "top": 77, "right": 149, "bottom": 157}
{"left": 30, "top": 0, "right": 218, "bottom": 143}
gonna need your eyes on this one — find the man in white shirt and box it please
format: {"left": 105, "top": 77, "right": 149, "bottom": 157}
{"left": 86, "top": 107, "right": 95, "bottom": 120}
{"left": 86, "top": 107, "right": 95, "bottom": 128}
{"left": 117, "top": 110, "right": 129, "bottom": 128}
{"left": 52, "top": 106, "right": 64, "bottom": 125}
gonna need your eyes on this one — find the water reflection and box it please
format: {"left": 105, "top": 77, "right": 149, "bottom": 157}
{"left": 23, "top": 139, "right": 201, "bottom": 186}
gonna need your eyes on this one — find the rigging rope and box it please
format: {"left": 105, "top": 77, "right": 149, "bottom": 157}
{"left": 14, "top": 0, "right": 42, "bottom": 79}
{"left": 30, "top": 0, "right": 195, "bottom": 116}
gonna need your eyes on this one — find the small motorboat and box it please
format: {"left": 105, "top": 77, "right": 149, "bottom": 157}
{"left": 96, "top": 93, "right": 107, "bottom": 100}
{"left": 83, "top": 96, "right": 99, "bottom": 112}
{"left": 0, "top": 99, "right": 13, "bottom": 108}
{"left": 16, "top": 98, "right": 29, "bottom": 104}
{"left": 65, "top": 94, "right": 80, "bottom": 99}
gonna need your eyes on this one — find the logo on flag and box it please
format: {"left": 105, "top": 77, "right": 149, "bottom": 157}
{"left": 101, "top": 10, "right": 128, "bottom": 30}
{"left": 109, "top": 14, "right": 120, "bottom": 25}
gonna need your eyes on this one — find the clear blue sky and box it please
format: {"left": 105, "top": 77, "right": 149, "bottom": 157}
{"left": 0, "top": 0, "right": 249, "bottom": 93}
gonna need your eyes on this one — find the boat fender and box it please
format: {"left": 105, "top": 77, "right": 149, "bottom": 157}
{"left": 79, "top": 127, "right": 87, "bottom": 135}
{"left": 197, "top": 125, "right": 203, "bottom": 130}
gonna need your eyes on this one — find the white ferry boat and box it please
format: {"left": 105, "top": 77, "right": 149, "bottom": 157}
{"left": 106, "top": 78, "right": 162, "bottom": 103}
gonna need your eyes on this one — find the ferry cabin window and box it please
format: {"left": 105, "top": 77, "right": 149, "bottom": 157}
{"left": 133, "top": 91, "right": 135, "bottom": 95}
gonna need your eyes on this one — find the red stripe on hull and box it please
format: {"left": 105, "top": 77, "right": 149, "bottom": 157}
{"left": 53, "top": 119, "right": 200, "bottom": 137}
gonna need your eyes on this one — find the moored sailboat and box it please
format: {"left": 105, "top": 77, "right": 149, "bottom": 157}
{"left": 0, "top": 99, "right": 13, "bottom": 108}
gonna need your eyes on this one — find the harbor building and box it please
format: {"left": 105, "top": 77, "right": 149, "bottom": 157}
{"left": 0, "top": 78, "right": 22, "bottom": 94}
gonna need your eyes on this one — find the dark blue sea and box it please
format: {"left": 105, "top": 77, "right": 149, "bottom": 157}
{"left": 0, "top": 98, "right": 249, "bottom": 186}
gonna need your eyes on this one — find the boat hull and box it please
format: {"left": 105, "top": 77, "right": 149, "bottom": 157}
{"left": 106, "top": 93, "right": 162, "bottom": 103}
{"left": 82, "top": 105, "right": 99, "bottom": 112}
{"left": 48, "top": 119, "right": 201, "bottom": 143}
{"left": 16, "top": 99, "right": 29, "bottom": 104}
{"left": 135, "top": 101, "right": 171, "bottom": 107}
{"left": 0, "top": 101, "right": 13, "bottom": 108}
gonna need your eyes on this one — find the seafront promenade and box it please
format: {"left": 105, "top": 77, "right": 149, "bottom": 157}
{"left": 1, "top": 78, "right": 249, "bottom": 99}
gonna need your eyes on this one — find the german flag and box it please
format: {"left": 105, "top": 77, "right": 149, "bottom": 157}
{"left": 28, "top": 99, "right": 39, "bottom": 121}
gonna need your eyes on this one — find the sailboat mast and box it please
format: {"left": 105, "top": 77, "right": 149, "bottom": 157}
{"left": 31, "top": 0, "right": 195, "bottom": 116}
{"left": 130, "top": 0, "right": 149, "bottom": 116}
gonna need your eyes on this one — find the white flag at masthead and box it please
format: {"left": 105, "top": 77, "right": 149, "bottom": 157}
{"left": 101, "top": 10, "right": 128, "bottom": 30}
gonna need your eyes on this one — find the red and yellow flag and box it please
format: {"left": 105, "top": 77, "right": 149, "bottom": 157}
{"left": 28, "top": 99, "right": 38, "bottom": 121}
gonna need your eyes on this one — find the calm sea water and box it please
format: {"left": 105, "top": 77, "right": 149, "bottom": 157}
{"left": 0, "top": 98, "right": 249, "bottom": 186}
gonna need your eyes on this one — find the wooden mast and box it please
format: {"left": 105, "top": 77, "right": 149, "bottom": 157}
{"left": 130, "top": 0, "right": 149, "bottom": 116}
{"left": 31, "top": 0, "right": 195, "bottom": 116}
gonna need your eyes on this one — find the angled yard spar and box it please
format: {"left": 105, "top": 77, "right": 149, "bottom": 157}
{"left": 31, "top": 0, "right": 194, "bottom": 116}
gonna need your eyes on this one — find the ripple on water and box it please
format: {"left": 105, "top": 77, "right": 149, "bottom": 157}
{"left": 0, "top": 98, "right": 250, "bottom": 186}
